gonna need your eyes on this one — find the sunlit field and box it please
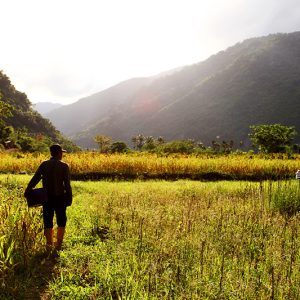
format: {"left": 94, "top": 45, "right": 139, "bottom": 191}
{"left": 0, "top": 152, "right": 299, "bottom": 180}
{"left": 1, "top": 175, "right": 300, "bottom": 299}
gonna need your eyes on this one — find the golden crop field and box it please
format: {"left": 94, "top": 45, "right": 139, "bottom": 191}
{"left": 0, "top": 152, "right": 299, "bottom": 180}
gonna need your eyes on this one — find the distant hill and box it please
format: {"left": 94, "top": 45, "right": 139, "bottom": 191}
{"left": 47, "top": 32, "right": 300, "bottom": 149}
{"left": 33, "top": 102, "right": 63, "bottom": 115}
{"left": 46, "top": 77, "right": 155, "bottom": 136}
{"left": 0, "top": 71, "right": 76, "bottom": 151}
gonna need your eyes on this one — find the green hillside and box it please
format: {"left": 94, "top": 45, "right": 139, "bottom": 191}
{"left": 0, "top": 71, "right": 76, "bottom": 151}
{"left": 46, "top": 32, "right": 300, "bottom": 149}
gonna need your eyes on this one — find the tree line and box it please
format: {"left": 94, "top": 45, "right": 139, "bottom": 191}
{"left": 94, "top": 124, "right": 300, "bottom": 155}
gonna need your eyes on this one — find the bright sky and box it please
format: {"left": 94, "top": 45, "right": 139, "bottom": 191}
{"left": 1, "top": 0, "right": 300, "bottom": 104}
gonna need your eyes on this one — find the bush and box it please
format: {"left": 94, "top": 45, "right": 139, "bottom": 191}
{"left": 156, "top": 140, "right": 195, "bottom": 154}
{"left": 109, "top": 141, "right": 128, "bottom": 153}
{"left": 270, "top": 181, "right": 300, "bottom": 217}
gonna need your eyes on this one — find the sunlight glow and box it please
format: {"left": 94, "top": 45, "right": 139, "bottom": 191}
{"left": 0, "top": 0, "right": 299, "bottom": 104}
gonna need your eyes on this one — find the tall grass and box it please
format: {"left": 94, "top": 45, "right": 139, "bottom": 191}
{"left": 54, "top": 180, "right": 300, "bottom": 299}
{"left": 0, "top": 152, "right": 299, "bottom": 180}
{"left": 269, "top": 180, "right": 300, "bottom": 217}
{"left": 1, "top": 175, "right": 300, "bottom": 298}
{"left": 0, "top": 175, "right": 45, "bottom": 298}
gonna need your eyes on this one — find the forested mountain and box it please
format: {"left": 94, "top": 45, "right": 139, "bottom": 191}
{"left": 0, "top": 71, "right": 76, "bottom": 151}
{"left": 48, "top": 32, "right": 300, "bottom": 148}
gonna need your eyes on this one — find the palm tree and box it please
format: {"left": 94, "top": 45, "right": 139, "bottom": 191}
{"left": 136, "top": 134, "right": 145, "bottom": 151}
{"left": 144, "top": 136, "right": 155, "bottom": 150}
{"left": 131, "top": 136, "right": 138, "bottom": 150}
{"left": 157, "top": 136, "right": 165, "bottom": 145}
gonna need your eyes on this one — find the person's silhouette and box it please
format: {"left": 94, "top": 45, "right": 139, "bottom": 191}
{"left": 25, "top": 144, "right": 72, "bottom": 251}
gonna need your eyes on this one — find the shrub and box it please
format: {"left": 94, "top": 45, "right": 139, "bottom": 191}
{"left": 109, "top": 141, "right": 128, "bottom": 153}
{"left": 270, "top": 181, "right": 300, "bottom": 217}
{"left": 157, "top": 140, "right": 195, "bottom": 154}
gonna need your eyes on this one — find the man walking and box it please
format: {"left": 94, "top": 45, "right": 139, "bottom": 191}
{"left": 25, "top": 144, "right": 72, "bottom": 251}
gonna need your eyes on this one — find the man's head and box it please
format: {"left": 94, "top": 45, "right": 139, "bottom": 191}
{"left": 50, "top": 144, "right": 66, "bottom": 158}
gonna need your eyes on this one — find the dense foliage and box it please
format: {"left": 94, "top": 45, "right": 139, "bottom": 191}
{"left": 0, "top": 71, "right": 78, "bottom": 152}
{"left": 249, "top": 124, "right": 298, "bottom": 153}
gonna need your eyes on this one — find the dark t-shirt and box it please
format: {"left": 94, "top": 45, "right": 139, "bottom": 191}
{"left": 27, "top": 158, "right": 72, "bottom": 198}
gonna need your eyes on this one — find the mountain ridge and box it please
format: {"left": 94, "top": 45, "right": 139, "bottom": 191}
{"left": 33, "top": 102, "right": 63, "bottom": 115}
{"left": 46, "top": 32, "right": 300, "bottom": 148}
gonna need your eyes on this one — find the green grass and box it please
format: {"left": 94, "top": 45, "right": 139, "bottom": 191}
{"left": 269, "top": 180, "right": 300, "bottom": 217}
{"left": 1, "top": 175, "right": 300, "bottom": 299}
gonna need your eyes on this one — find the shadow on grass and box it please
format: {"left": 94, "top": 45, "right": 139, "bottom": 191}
{"left": 1, "top": 250, "right": 59, "bottom": 300}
